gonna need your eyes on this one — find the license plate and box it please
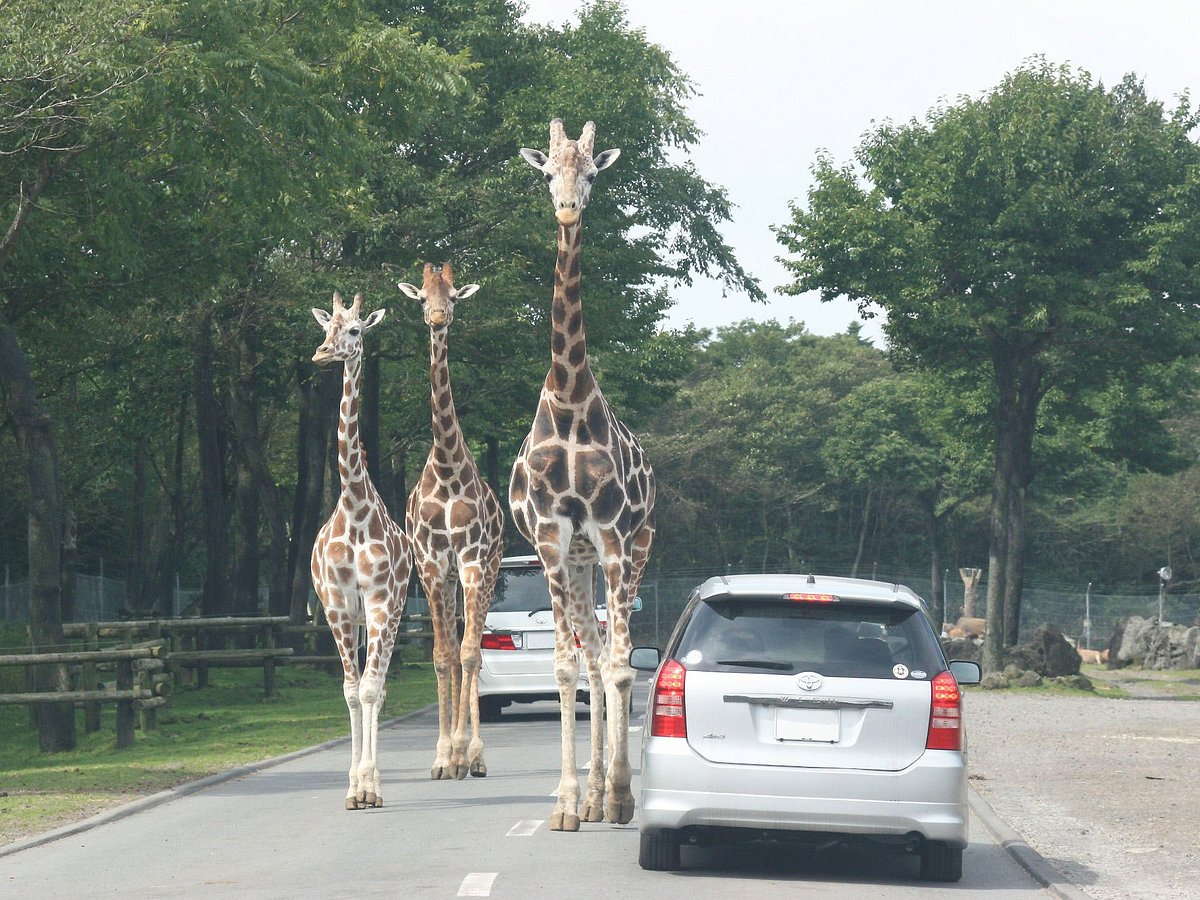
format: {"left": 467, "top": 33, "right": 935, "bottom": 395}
{"left": 775, "top": 707, "right": 840, "bottom": 743}
{"left": 523, "top": 631, "right": 556, "bottom": 650}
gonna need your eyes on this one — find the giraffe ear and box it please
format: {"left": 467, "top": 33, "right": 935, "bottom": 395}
{"left": 312, "top": 308, "right": 332, "bottom": 327}
{"left": 397, "top": 282, "right": 421, "bottom": 301}
{"left": 593, "top": 148, "right": 620, "bottom": 171}
{"left": 520, "top": 148, "right": 548, "bottom": 170}
{"left": 362, "top": 308, "right": 386, "bottom": 329}
{"left": 454, "top": 284, "right": 481, "bottom": 300}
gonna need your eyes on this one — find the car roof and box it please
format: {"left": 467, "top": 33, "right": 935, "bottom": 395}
{"left": 695, "top": 573, "right": 928, "bottom": 611}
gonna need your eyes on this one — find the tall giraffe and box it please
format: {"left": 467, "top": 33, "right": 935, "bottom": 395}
{"left": 510, "top": 119, "right": 655, "bottom": 831}
{"left": 310, "top": 290, "right": 412, "bottom": 810}
{"left": 398, "top": 263, "right": 504, "bottom": 780}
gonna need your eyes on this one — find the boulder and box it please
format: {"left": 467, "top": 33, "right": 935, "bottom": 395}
{"left": 1004, "top": 623, "right": 1080, "bottom": 677}
{"left": 940, "top": 637, "right": 981, "bottom": 663}
{"left": 1014, "top": 670, "right": 1043, "bottom": 688}
{"left": 1115, "top": 616, "right": 1200, "bottom": 670}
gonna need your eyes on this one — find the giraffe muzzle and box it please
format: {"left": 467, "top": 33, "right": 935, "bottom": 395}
{"left": 555, "top": 208, "right": 581, "bottom": 225}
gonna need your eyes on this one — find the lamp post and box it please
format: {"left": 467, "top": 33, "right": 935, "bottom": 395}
{"left": 1157, "top": 566, "right": 1172, "bottom": 625}
{"left": 1084, "top": 582, "right": 1092, "bottom": 650}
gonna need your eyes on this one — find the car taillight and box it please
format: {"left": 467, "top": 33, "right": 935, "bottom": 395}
{"left": 481, "top": 633, "right": 516, "bottom": 651}
{"left": 926, "top": 669, "right": 963, "bottom": 750}
{"left": 783, "top": 592, "right": 838, "bottom": 603}
{"left": 650, "top": 658, "right": 687, "bottom": 738}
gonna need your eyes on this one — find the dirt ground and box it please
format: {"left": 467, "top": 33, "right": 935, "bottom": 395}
{"left": 965, "top": 668, "right": 1200, "bottom": 899}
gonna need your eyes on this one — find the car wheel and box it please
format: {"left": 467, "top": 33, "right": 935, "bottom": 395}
{"left": 479, "top": 696, "right": 503, "bottom": 723}
{"left": 918, "top": 841, "right": 962, "bottom": 882}
{"left": 638, "top": 829, "right": 681, "bottom": 871}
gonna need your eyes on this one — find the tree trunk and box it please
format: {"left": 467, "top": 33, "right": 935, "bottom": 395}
{"left": 194, "top": 308, "right": 231, "bottom": 616}
{"left": 0, "top": 312, "right": 75, "bottom": 751}
{"left": 128, "top": 435, "right": 149, "bottom": 611}
{"left": 850, "top": 487, "right": 872, "bottom": 579}
{"left": 288, "top": 364, "right": 334, "bottom": 622}
{"left": 1003, "top": 483, "right": 1028, "bottom": 646}
{"left": 924, "top": 503, "right": 944, "bottom": 632}
{"left": 232, "top": 455, "right": 260, "bottom": 614}
{"left": 983, "top": 350, "right": 1017, "bottom": 673}
{"left": 959, "top": 568, "right": 983, "bottom": 619}
{"left": 1003, "top": 352, "right": 1040, "bottom": 647}
{"left": 363, "top": 348, "right": 381, "bottom": 487}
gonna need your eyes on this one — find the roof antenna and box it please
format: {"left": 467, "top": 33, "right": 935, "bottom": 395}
{"left": 806, "top": 573, "right": 816, "bottom": 584}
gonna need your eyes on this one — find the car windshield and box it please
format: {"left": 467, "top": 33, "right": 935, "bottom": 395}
{"left": 675, "top": 596, "right": 946, "bottom": 678}
{"left": 489, "top": 564, "right": 606, "bottom": 614}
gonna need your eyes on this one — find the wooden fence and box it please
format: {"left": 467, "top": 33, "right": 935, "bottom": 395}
{"left": 3, "top": 613, "right": 435, "bottom": 749}
{"left": 0, "top": 644, "right": 170, "bottom": 748}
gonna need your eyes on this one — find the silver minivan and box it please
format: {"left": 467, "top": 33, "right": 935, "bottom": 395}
{"left": 632, "top": 574, "right": 981, "bottom": 881}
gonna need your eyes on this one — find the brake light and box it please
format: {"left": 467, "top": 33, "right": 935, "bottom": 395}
{"left": 926, "top": 670, "right": 963, "bottom": 750}
{"left": 481, "top": 633, "right": 516, "bottom": 651}
{"left": 650, "top": 658, "right": 687, "bottom": 738}
{"left": 783, "top": 593, "right": 838, "bottom": 603}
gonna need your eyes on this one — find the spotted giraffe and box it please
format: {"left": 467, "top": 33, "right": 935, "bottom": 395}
{"left": 310, "top": 290, "right": 412, "bottom": 810}
{"left": 510, "top": 119, "right": 656, "bottom": 831}
{"left": 399, "top": 263, "right": 504, "bottom": 780}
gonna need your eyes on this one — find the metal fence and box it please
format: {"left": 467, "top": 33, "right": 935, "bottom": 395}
{"left": 4, "top": 564, "right": 1195, "bottom": 655}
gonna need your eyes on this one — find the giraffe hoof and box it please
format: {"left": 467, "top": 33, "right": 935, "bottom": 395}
{"left": 469, "top": 761, "right": 487, "bottom": 778}
{"left": 345, "top": 798, "right": 358, "bottom": 811}
{"left": 431, "top": 764, "right": 451, "bottom": 780}
{"left": 549, "top": 811, "right": 580, "bottom": 832}
{"left": 580, "top": 800, "right": 604, "bottom": 823}
{"left": 364, "top": 791, "right": 377, "bottom": 807}
{"left": 605, "top": 795, "right": 635, "bottom": 825}
{"left": 452, "top": 764, "right": 469, "bottom": 780}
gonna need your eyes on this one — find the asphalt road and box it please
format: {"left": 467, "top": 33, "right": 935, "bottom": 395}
{"left": 0, "top": 676, "right": 1055, "bottom": 898}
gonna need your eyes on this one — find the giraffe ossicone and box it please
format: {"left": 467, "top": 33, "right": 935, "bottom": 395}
{"left": 399, "top": 263, "right": 503, "bottom": 781}
{"left": 510, "top": 120, "right": 655, "bottom": 832}
{"left": 310, "top": 289, "right": 412, "bottom": 810}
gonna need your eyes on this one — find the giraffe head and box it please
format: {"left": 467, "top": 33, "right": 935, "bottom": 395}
{"left": 520, "top": 118, "right": 620, "bottom": 226}
{"left": 398, "top": 262, "right": 480, "bottom": 329}
{"left": 311, "top": 291, "right": 385, "bottom": 365}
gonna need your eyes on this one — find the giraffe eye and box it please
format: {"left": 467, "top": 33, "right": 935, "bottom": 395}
{"left": 586, "top": 173, "right": 596, "bottom": 183}
{"left": 348, "top": 327, "right": 360, "bottom": 336}
{"left": 543, "top": 172, "right": 553, "bottom": 183}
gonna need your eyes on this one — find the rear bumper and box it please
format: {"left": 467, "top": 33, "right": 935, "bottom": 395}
{"left": 639, "top": 736, "right": 970, "bottom": 847}
{"left": 477, "top": 660, "right": 591, "bottom": 700}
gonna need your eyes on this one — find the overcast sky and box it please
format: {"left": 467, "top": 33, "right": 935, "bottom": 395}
{"left": 520, "top": 0, "right": 1198, "bottom": 344}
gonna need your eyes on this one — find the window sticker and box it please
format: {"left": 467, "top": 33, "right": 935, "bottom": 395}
{"left": 892, "top": 663, "right": 910, "bottom": 679}
{"left": 910, "top": 669, "right": 927, "bottom": 679}
{"left": 683, "top": 649, "right": 703, "bottom": 666}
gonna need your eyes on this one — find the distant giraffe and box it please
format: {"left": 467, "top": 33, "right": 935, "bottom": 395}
{"left": 310, "top": 290, "right": 412, "bottom": 809}
{"left": 510, "top": 119, "right": 655, "bottom": 831}
{"left": 399, "top": 263, "right": 503, "bottom": 780}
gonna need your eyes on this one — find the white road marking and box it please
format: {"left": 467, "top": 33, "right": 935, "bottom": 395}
{"left": 506, "top": 819, "right": 543, "bottom": 836}
{"left": 458, "top": 873, "right": 498, "bottom": 897}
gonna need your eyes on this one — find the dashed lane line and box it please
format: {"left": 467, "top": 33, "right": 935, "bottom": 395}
{"left": 506, "top": 819, "right": 544, "bottom": 836}
{"left": 458, "top": 872, "right": 498, "bottom": 897}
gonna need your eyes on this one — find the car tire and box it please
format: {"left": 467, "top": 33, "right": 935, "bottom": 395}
{"left": 638, "top": 829, "right": 681, "bottom": 871}
{"left": 479, "top": 696, "right": 503, "bottom": 723}
{"left": 918, "top": 841, "right": 962, "bottom": 882}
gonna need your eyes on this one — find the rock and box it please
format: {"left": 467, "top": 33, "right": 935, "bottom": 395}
{"left": 1118, "top": 616, "right": 1156, "bottom": 665}
{"left": 1037, "top": 623, "right": 1082, "bottom": 677}
{"left": 939, "top": 637, "right": 981, "bottom": 663}
{"left": 980, "top": 673, "right": 1009, "bottom": 690}
{"left": 1116, "top": 616, "right": 1199, "bottom": 669}
{"left": 1015, "top": 670, "right": 1043, "bottom": 688}
{"left": 1051, "top": 674, "right": 1094, "bottom": 691}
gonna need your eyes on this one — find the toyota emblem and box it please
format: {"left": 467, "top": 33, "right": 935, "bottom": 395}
{"left": 796, "top": 672, "right": 823, "bottom": 691}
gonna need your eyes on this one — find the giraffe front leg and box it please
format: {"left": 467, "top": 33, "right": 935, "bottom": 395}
{"left": 426, "top": 578, "right": 458, "bottom": 780}
{"left": 453, "top": 574, "right": 489, "bottom": 779}
{"left": 576, "top": 609, "right": 607, "bottom": 823}
{"left": 342, "top": 678, "right": 365, "bottom": 810}
{"left": 550, "top": 636, "right": 582, "bottom": 831}
{"left": 600, "top": 562, "right": 638, "bottom": 825}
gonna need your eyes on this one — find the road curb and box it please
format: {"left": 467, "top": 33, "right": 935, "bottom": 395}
{"left": 969, "top": 787, "right": 1093, "bottom": 899}
{"left": 0, "top": 705, "right": 433, "bottom": 860}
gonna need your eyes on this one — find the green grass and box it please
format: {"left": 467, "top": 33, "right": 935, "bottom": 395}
{"left": 0, "top": 662, "right": 437, "bottom": 846}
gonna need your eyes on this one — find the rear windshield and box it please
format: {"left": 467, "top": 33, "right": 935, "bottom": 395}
{"left": 490, "top": 566, "right": 605, "bottom": 613}
{"left": 673, "top": 596, "right": 946, "bottom": 679}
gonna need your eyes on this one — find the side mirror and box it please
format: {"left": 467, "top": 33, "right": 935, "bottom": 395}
{"left": 949, "top": 659, "right": 981, "bottom": 685}
{"left": 629, "top": 646, "right": 661, "bottom": 671}
{"left": 632, "top": 596, "right": 643, "bottom": 612}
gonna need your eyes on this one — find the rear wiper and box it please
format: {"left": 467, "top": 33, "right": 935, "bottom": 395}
{"left": 527, "top": 607, "right": 553, "bottom": 617}
{"left": 716, "top": 659, "right": 792, "bottom": 670}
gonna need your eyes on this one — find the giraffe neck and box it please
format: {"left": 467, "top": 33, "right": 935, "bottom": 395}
{"left": 427, "top": 325, "right": 465, "bottom": 462}
{"left": 336, "top": 355, "right": 371, "bottom": 489}
{"left": 547, "top": 220, "right": 597, "bottom": 405}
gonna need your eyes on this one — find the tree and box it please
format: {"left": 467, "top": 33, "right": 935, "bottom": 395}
{"left": 777, "top": 59, "right": 1200, "bottom": 670}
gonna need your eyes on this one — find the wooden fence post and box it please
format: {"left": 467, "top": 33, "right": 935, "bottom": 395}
{"left": 82, "top": 623, "right": 102, "bottom": 734}
{"left": 115, "top": 658, "right": 135, "bottom": 749}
